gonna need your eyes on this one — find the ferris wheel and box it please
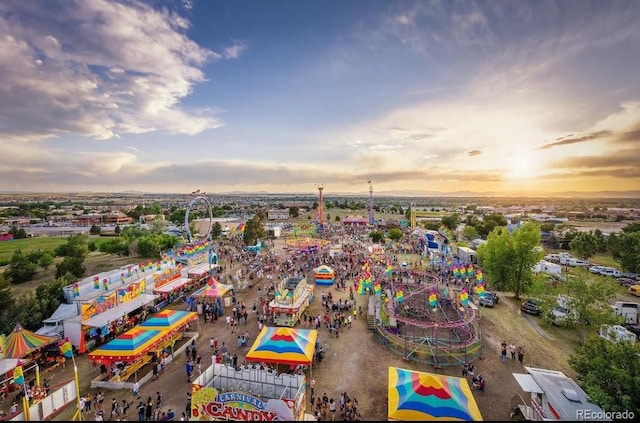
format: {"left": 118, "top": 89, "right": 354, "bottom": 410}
{"left": 184, "top": 194, "right": 214, "bottom": 243}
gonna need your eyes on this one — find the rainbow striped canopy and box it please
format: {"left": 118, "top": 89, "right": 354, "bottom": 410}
{"left": 245, "top": 326, "right": 318, "bottom": 366}
{"left": 138, "top": 310, "right": 198, "bottom": 331}
{"left": 388, "top": 367, "right": 482, "bottom": 421}
{"left": 191, "top": 276, "right": 233, "bottom": 298}
{"left": 88, "top": 328, "right": 168, "bottom": 364}
{"left": 2, "top": 324, "right": 58, "bottom": 359}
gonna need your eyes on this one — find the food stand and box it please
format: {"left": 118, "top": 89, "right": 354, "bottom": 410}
{"left": 268, "top": 277, "right": 314, "bottom": 327}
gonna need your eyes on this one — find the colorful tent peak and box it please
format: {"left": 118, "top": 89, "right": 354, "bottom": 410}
{"left": 388, "top": 367, "right": 483, "bottom": 421}
{"left": 2, "top": 323, "right": 58, "bottom": 359}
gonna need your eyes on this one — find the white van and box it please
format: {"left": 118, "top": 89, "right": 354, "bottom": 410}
{"left": 550, "top": 295, "right": 579, "bottom": 325}
{"left": 568, "top": 258, "right": 590, "bottom": 267}
{"left": 589, "top": 265, "right": 604, "bottom": 274}
{"left": 598, "top": 267, "right": 622, "bottom": 278}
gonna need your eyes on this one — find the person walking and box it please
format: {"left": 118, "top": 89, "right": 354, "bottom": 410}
{"left": 509, "top": 342, "right": 516, "bottom": 360}
{"left": 517, "top": 346, "right": 525, "bottom": 364}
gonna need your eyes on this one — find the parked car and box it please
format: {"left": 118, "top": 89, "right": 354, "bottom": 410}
{"left": 629, "top": 285, "right": 640, "bottom": 297}
{"left": 521, "top": 299, "right": 542, "bottom": 315}
{"left": 621, "top": 272, "right": 640, "bottom": 281}
{"left": 617, "top": 277, "right": 636, "bottom": 288}
{"left": 479, "top": 292, "right": 499, "bottom": 307}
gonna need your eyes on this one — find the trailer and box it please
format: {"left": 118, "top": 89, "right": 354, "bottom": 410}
{"left": 456, "top": 246, "right": 477, "bottom": 264}
{"left": 533, "top": 260, "right": 562, "bottom": 278}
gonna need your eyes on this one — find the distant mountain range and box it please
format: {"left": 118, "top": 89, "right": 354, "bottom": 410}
{"left": 218, "top": 189, "right": 640, "bottom": 198}
{"left": 1, "top": 189, "right": 639, "bottom": 198}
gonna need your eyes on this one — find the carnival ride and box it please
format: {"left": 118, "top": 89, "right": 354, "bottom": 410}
{"left": 372, "top": 271, "right": 482, "bottom": 367}
{"left": 184, "top": 195, "right": 214, "bottom": 243}
{"left": 285, "top": 236, "right": 330, "bottom": 253}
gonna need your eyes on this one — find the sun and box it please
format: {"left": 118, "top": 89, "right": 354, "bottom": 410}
{"left": 505, "top": 150, "right": 539, "bottom": 181}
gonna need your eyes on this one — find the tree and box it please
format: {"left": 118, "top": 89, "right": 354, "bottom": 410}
{"left": 569, "top": 336, "right": 640, "bottom": 414}
{"left": 0, "top": 273, "right": 16, "bottom": 334}
{"left": 114, "top": 224, "right": 121, "bottom": 235}
{"left": 539, "top": 271, "right": 620, "bottom": 342}
{"left": 89, "top": 224, "right": 102, "bottom": 235}
{"left": 423, "top": 221, "right": 440, "bottom": 230}
{"left": 369, "top": 231, "right": 385, "bottom": 243}
{"left": 243, "top": 216, "right": 265, "bottom": 246}
{"left": 441, "top": 214, "right": 460, "bottom": 231}
{"left": 608, "top": 231, "right": 640, "bottom": 273}
{"left": 57, "top": 233, "right": 89, "bottom": 259}
{"left": 335, "top": 215, "right": 341, "bottom": 222}
{"left": 212, "top": 222, "right": 222, "bottom": 239}
{"left": 540, "top": 222, "right": 555, "bottom": 232}
{"left": 289, "top": 207, "right": 300, "bottom": 218}
{"left": 136, "top": 236, "right": 162, "bottom": 258}
{"left": 55, "top": 256, "right": 86, "bottom": 279}
{"left": 9, "top": 225, "right": 28, "bottom": 239}
{"left": 99, "top": 238, "right": 130, "bottom": 255}
{"left": 570, "top": 232, "right": 598, "bottom": 260}
{"left": 38, "top": 252, "right": 54, "bottom": 269}
{"left": 4, "top": 250, "right": 37, "bottom": 284}
{"left": 388, "top": 228, "right": 404, "bottom": 242}
{"left": 477, "top": 222, "right": 543, "bottom": 298}
{"left": 148, "top": 218, "right": 167, "bottom": 235}
{"left": 462, "top": 225, "right": 479, "bottom": 241}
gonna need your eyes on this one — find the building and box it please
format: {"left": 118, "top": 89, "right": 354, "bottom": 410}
{"left": 512, "top": 366, "right": 610, "bottom": 421}
{"left": 267, "top": 210, "right": 290, "bottom": 220}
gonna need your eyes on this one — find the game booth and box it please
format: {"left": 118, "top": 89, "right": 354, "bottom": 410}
{"left": 190, "top": 327, "right": 317, "bottom": 421}
{"left": 268, "top": 277, "right": 315, "bottom": 327}
{"left": 63, "top": 278, "right": 158, "bottom": 354}
{"left": 387, "top": 367, "right": 483, "bottom": 421}
{"left": 152, "top": 265, "right": 195, "bottom": 307}
{"left": 87, "top": 310, "right": 197, "bottom": 389}
{"left": 313, "top": 265, "right": 335, "bottom": 286}
{"left": 189, "top": 276, "right": 236, "bottom": 316}
{"left": 181, "top": 242, "right": 220, "bottom": 284}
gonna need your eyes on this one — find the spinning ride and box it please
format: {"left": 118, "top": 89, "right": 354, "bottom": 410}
{"left": 373, "top": 271, "right": 482, "bottom": 367}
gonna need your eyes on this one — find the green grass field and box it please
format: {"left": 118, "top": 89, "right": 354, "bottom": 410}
{"left": 0, "top": 235, "right": 113, "bottom": 263}
{"left": 0, "top": 236, "right": 68, "bottom": 262}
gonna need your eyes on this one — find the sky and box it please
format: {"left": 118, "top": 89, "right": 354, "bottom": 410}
{"left": 1, "top": 0, "right": 639, "bottom": 196}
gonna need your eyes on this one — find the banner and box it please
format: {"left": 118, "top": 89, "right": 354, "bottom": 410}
{"left": 191, "top": 386, "right": 294, "bottom": 421}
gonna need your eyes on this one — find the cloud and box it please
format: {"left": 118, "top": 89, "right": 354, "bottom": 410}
{"left": 467, "top": 150, "right": 482, "bottom": 156}
{"left": 548, "top": 148, "right": 640, "bottom": 170}
{"left": 223, "top": 42, "right": 248, "bottom": 59}
{"left": 0, "top": 0, "right": 222, "bottom": 142}
{"left": 538, "top": 130, "right": 613, "bottom": 150}
{"left": 618, "top": 128, "right": 640, "bottom": 143}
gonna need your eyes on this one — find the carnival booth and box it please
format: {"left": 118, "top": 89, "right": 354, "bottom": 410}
{"left": 2, "top": 324, "right": 58, "bottom": 361}
{"left": 138, "top": 310, "right": 198, "bottom": 339}
{"left": 189, "top": 327, "right": 317, "bottom": 421}
{"left": 152, "top": 265, "right": 194, "bottom": 306}
{"left": 387, "top": 367, "right": 483, "bottom": 421}
{"left": 64, "top": 279, "right": 158, "bottom": 354}
{"left": 88, "top": 327, "right": 171, "bottom": 383}
{"left": 190, "top": 276, "right": 236, "bottom": 316}
{"left": 181, "top": 241, "right": 219, "bottom": 284}
{"left": 268, "top": 277, "right": 314, "bottom": 327}
{"left": 245, "top": 327, "right": 317, "bottom": 368}
{"left": 314, "top": 265, "right": 335, "bottom": 286}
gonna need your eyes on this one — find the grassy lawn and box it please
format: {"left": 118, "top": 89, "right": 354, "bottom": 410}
{"left": 0, "top": 236, "right": 68, "bottom": 263}
{"left": 485, "top": 294, "right": 578, "bottom": 377}
{"left": 588, "top": 254, "right": 619, "bottom": 268}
